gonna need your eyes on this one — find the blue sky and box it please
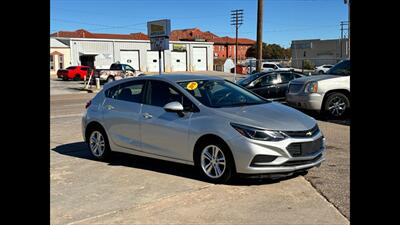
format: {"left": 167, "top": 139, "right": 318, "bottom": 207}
{"left": 50, "top": 0, "right": 348, "bottom": 48}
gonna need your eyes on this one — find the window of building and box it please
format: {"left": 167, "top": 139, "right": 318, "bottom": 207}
{"left": 59, "top": 55, "right": 64, "bottom": 69}
{"left": 50, "top": 55, "right": 55, "bottom": 70}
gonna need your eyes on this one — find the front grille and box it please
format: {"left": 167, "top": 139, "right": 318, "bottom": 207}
{"left": 288, "top": 83, "right": 304, "bottom": 93}
{"left": 284, "top": 125, "right": 320, "bottom": 138}
{"left": 280, "top": 153, "right": 323, "bottom": 166}
{"left": 286, "top": 137, "right": 324, "bottom": 157}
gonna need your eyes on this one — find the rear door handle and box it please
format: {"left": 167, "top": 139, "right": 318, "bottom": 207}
{"left": 143, "top": 113, "right": 153, "bottom": 119}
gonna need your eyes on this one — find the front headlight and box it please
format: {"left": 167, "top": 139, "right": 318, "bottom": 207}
{"left": 230, "top": 123, "right": 286, "bottom": 141}
{"left": 304, "top": 81, "right": 318, "bottom": 93}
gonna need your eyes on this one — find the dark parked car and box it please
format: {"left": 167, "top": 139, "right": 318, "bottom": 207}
{"left": 237, "top": 71, "right": 305, "bottom": 101}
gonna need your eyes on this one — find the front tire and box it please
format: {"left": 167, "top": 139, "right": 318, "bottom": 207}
{"left": 319, "top": 70, "right": 324, "bottom": 74}
{"left": 323, "top": 92, "right": 350, "bottom": 118}
{"left": 87, "top": 127, "right": 112, "bottom": 161}
{"left": 73, "top": 74, "right": 81, "bottom": 81}
{"left": 195, "top": 140, "right": 235, "bottom": 183}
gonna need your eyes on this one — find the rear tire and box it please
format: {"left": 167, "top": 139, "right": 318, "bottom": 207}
{"left": 62, "top": 76, "right": 68, "bottom": 81}
{"left": 318, "top": 70, "right": 324, "bottom": 74}
{"left": 106, "top": 76, "right": 115, "bottom": 83}
{"left": 194, "top": 139, "right": 235, "bottom": 183}
{"left": 87, "top": 126, "right": 112, "bottom": 161}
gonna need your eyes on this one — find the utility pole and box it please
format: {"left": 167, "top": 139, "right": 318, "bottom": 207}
{"left": 256, "top": 0, "right": 263, "bottom": 72}
{"left": 348, "top": 0, "right": 350, "bottom": 59}
{"left": 231, "top": 9, "right": 243, "bottom": 82}
{"left": 340, "top": 21, "right": 343, "bottom": 59}
{"left": 344, "top": 0, "right": 350, "bottom": 59}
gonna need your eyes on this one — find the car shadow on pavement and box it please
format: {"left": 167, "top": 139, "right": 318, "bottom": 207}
{"left": 296, "top": 109, "right": 350, "bottom": 126}
{"left": 52, "top": 142, "right": 301, "bottom": 186}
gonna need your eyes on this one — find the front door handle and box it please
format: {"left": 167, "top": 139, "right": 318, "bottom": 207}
{"left": 143, "top": 113, "right": 153, "bottom": 119}
{"left": 105, "top": 104, "right": 115, "bottom": 110}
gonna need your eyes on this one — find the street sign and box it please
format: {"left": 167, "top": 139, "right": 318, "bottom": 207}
{"left": 147, "top": 19, "right": 171, "bottom": 75}
{"left": 147, "top": 19, "right": 171, "bottom": 38}
{"left": 150, "top": 36, "right": 169, "bottom": 51}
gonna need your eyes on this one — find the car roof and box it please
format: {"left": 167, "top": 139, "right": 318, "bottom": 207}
{"left": 103, "top": 74, "right": 224, "bottom": 89}
{"left": 146, "top": 74, "right": 223, "bottom": 82}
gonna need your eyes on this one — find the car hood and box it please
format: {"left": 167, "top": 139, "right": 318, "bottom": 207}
{"left": 290, "top": 75, "right": 339, "bottom": 84}
{"left": 212, "top": 102, "right": 316, "bottom": 131}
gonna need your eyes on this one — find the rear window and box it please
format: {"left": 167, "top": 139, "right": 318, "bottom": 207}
{"left": 66, "top": 66, "right": 76, "bottom": 70}
{"left": 80, "top": 67, "right": 89, "bottom": 71}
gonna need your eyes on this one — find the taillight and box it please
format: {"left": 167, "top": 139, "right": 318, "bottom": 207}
{"left": 85, "top": 100, "right": 92, "bottom": 109}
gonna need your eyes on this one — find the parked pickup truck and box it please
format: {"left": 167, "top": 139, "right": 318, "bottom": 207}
{"left": 95, "top": 63, "right": 143, "bottom": 83}
{"left": 286, "top": 59, "right": 350, "bottom": 118}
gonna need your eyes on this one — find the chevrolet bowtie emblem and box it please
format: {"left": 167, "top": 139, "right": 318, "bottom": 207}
{"left": 306, "top": 131, "right": 312, "bottom": 136}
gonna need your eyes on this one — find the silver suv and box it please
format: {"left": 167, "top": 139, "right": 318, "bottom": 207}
{"left": 82, "top": 75, "right": 325, "bottom": 183}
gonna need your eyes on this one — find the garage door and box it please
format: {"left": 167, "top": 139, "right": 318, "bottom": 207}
{"left": 147, "top": 51, "right": 164, "bottom": 72}
{"left": 120, "top": 50, "right": 140, "bottom": 70}
{"left": 171, "top": 51, "right": 187, "bottom": 72}
{"left": 192, "top": 47, "right": 207, "bottom": 71}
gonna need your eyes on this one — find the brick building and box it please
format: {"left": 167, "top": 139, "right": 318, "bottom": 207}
{"left": 169, "top": 28, "right": 255, "bottom": 60}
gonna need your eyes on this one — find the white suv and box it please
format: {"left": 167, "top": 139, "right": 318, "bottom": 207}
{"left": 262, "top": 62, "right": 293, "bottom": 72}
{"left": 286, "top": 60, "right": 350, "bottom": 118}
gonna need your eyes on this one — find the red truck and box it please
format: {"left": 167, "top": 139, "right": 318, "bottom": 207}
{"left": 57, "top": 66, "right": 92, "bottom": 81}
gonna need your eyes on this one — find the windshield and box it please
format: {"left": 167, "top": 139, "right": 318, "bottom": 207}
{"left": 327, "top": 60, "right": 350, "bottom": 76}
{"left": 178, "top": 79, "right": 269, "bottom": 108}
{"left": 237, "top": 72, "right": 267, "bottom": 86}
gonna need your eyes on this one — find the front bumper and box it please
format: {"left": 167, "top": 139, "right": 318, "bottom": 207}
{"left": 227, "top": 132, "right": 326, "bottom": 174}
{"left": 286, "top": 92, "right": 324, "bottom": 111}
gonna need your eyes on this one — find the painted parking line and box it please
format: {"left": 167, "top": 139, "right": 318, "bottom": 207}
{"left": 51, "top": 113, "right": 83, "bottom": 119}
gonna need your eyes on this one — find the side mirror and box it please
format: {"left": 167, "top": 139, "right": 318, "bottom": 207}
{"left": 248, "top": 81, "right": 255, "bottom": 88}
{"left": 163, "top": 101, "right": 184, "bottom": 117}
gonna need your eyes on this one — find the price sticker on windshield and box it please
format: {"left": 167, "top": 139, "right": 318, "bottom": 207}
{"left": 186, "top": 82, "right": 198, "bottom": 90}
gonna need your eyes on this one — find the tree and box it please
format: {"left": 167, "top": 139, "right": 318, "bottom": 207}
{"left": 245, "top": 43, "right": 291, "bottom": 59}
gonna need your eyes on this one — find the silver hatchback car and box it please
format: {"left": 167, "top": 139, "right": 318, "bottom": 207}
{"left": 82, "top": 75, "right": 325, "bottom": 183}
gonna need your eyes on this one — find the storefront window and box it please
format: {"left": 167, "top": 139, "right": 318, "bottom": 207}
{"left": 50, "top": 55, "right": 54, "bottom": 70}
{"left": 59, "top": 55, "right": 64, "bottom": 69}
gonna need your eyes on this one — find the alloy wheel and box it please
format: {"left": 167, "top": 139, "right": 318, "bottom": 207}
{"left": 200, "top": 145, "right": 226, "bottom": 179}
{"left": 327, "top": 95, "right": 347, "bottom": 117}
{"left": 89, "top": 131, "right": 106, "bottom": 157}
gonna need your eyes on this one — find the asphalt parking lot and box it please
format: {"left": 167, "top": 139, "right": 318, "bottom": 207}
{"left": 50, "top": 72, "right": 349, "bottom": 224}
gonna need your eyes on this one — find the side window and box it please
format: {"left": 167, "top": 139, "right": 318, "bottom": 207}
{"left": 147, "top": 80, "right": 194, "bottom": 111}
{"left": 80, "top": 67, "right": 88, "bottom": 71}
{"left": 105, "top": 81, "right": 145, "bottom": 103}
{"left": 110, "top": 64, "right": 120, "bottom": 70}
{"left": 260, "top": 74, "right": 278, "bottom": 86}
{"left": 50, "top": 55, "right": 54, "bottom": 70}
{"left": 125, "top": 65, "right": 135, "bottom": 71}
{"left": 280, "top": 73, "right": 294, "bottom": 83}
{"left": 264, "top": 64, "right": 275, "bottom": 69}
{"left": 293, "top": 73, "right": 302, "bottom": 78}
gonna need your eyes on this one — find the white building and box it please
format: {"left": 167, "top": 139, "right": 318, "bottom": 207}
{"left": 50, "top": 38, "right": 71, "bottom": 75}
{"left": 51, "top": 37, "right": 214, "bottom": 73}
